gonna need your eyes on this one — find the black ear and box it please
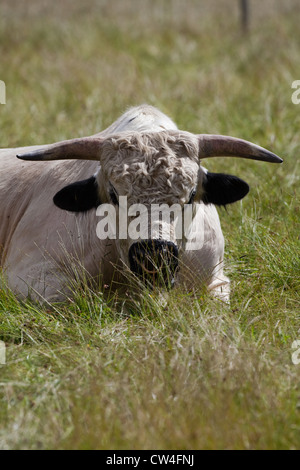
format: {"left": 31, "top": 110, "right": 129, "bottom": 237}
{"left": 53, "top": 176, "right": 101, "bottom": 212}
{"left": 202, "top": 172, "right": 249, "bottom": 206}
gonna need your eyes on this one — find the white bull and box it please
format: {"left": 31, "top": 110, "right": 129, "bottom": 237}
{"left": 0, "top": 105, "right": 282, "bottom": 302}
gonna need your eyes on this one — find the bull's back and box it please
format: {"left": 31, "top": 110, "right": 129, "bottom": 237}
{"left": 0, "top": 147, "right": 98, "bottom": 266}
{"left": 102, "top": 105, "right": 178, "bottom": 135}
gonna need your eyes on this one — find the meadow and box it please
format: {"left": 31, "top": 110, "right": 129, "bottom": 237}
{"left": 0, "top": 0, "right": 299, "bottom": 449}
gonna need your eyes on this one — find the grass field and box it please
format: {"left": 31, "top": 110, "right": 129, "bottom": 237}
{"left": 0, "top": 0, "right": 299, "bottom": 450}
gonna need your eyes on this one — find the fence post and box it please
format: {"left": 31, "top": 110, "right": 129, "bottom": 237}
{"left": 240, "top": 0, "right": 249, "bottom": 33}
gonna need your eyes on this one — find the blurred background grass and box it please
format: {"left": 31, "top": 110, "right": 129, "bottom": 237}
{"left": 1, "top": 0, "right": 300, "bottom": 144}
{"left": 0, "top": 0, "right": 299, "bottom": 450}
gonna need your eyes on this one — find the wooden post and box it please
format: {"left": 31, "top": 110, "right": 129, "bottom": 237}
{"left": 240, "top": 0, "right": 249, "bottom": 33}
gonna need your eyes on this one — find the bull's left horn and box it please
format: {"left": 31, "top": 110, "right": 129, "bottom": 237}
{"left": 198, "top": 135, "right": 283, "bottom": 163}
{"left": 17, "top": 137, "right": 103, "bottom": 161}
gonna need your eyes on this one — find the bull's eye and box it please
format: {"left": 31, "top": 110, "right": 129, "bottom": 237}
{"left": 188, "top": 189, "right": 196, "bottom": 204}
{"left": 109, "top": 185, "right": 119, "bottom": 206}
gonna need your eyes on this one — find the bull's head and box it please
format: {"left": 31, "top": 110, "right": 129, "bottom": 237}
{"left": 17, "top": 129, "right": 282, "bottom": 289}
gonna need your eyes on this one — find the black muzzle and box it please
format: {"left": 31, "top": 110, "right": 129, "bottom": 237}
{"left": 128, "top": 239, "right": 179, "bottom": 288}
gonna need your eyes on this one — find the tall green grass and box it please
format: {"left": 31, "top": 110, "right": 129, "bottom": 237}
{"left": 0, "top": 0, "right": 299, "bottom": 449}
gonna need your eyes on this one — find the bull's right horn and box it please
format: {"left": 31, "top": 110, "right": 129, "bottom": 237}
{"left": 17, "top": 136, "right": 104, "bottom": 161}
{"left": 197, "top": 135, "right": 283, "bottom": 163}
